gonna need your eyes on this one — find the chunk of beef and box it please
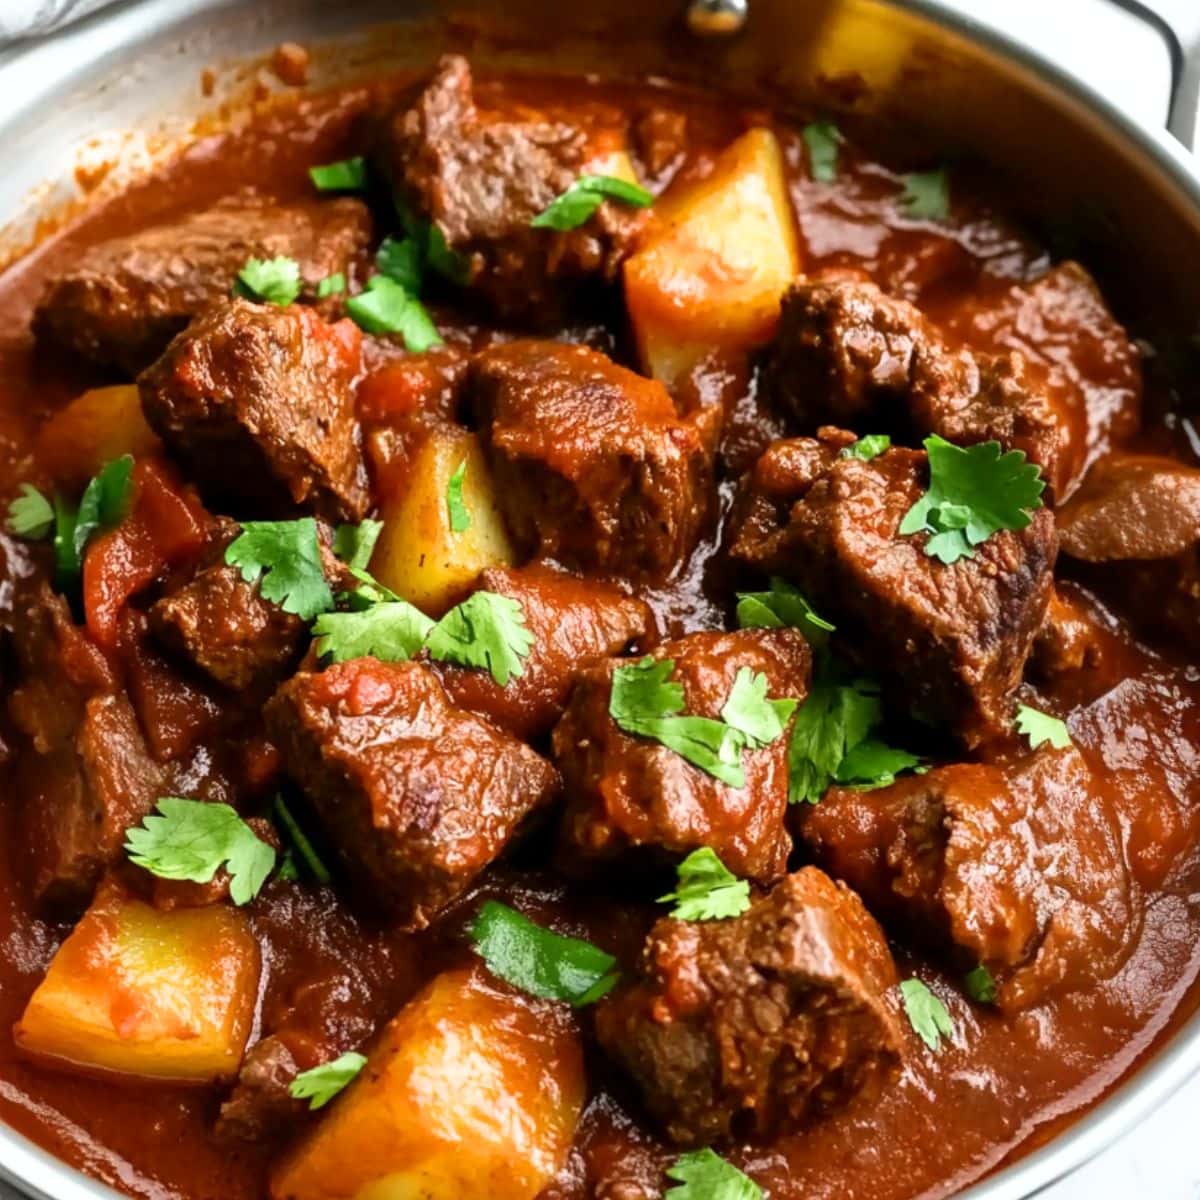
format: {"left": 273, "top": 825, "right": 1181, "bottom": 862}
{"left": 379, "top": 55, "right": 644, "bottom": 321}
{"left": 763, "top": 277, "right": 1081, "bottom": 499}
{"left": 932, "top": 261, "right": 1142, "bottom": 473}
{"left": 595, "top": 868, "right": 901, "bottom": 1146}
{"left": 473, "top": 341, "right": 711, "bottom": 581}
{"left": 732, "top": 432, "right": 1056, "bottom": 746}
{"left": 266, "top": 658, "right": 560, "bottom": 928}
{"left": 800, "top": 747, "right": 1136, "bottom": 1011}
{"left": 140, "top": 297, "right": 368, "bottom": 521}
{"left": 36, "top": 196, "right": 372, "bottom": 375}
{"left": 217, "top": 1036, "right": 308, "bottom": 1144}
{"left": 1031, "top": 586, "right": 1106, "bottom": 680}
{"left": 432, "top": 564, "right": 653, "bottom": 740}
{"left": 554, "top": 628, "right": 810, "bottom": 882}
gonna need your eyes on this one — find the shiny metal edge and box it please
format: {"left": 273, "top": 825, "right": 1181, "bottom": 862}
{"left": 0, "top": 3, "right": 1195, "bottom": 1200}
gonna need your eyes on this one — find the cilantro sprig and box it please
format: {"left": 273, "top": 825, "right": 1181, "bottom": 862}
{"left": 802, "top": 120, "right": 840, "bottom": 183}
{"left": 665, "top": 1150, "right": 762, "bottom": 1200}
{"left": 899, "top": 978, "right": 955, "bottom": 1052}
{"left": 424, "top": 591, "right": 533, "bottom": 686}
{"left": 735, "top": 577, "right": 834, "bottom": 651}
{"left": 900, "top": 168, "right": 950, "bottom": 220}
{"left": 375, "top": 235, "right": 423, "bottom": 293}
{"left": 316, "top": 273, "right": 346, "bottom": 298}
{"left": 446, "top": 458, "right": 471, "bottom": 533}
{"left": 658, "top": 848, "right": 750, "bottom": 921}
{"left": 6, "top": 484, "right": 54, "bottom": 539}
{"left": 309, "top": 156, "right": 368, "bottom": 193}
{"left": 899, "top": 435, "right": 1045, "bottom": 565}
{"left": 234, "top": 256, "right": 302, "bottom": 306}
{"left": 225, "top": 518, "right": 334, "bottom": 621}
{"left": 333, "top": 519, "right": 383, "bottom": 572}
{"left": 314, "top": 602, "right": 434, "bottom": 664}
{"left": 532, "top": 174, "right": 653, "bottom": 231}
{"left": 346, "top": 275, "right": 442, "bottom": 352}
{"left": 273, "top": 795, "right": 332, "bottom": 886}
{"left": 125, "top": 797, "right": 276, "bottom": 906}
{"left": 1015, "top": 704, "right": 1071, "bottom": 750}
{"left": 289, "top": 1051, "right": 367, "bottom": 1109}
{"left": 470, "top": 900, "right": 619, "bottom": 1006}
{"left": 841, "top": 433, "right": 891, "bottom": 462}
{"left": 964, "top": 964, "right": 998, "bottom": 1005}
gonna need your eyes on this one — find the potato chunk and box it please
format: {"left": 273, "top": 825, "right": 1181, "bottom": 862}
{"left": 14, "top": 881, "right": 259, "bottom": 1084}
{"left": 625, "top": 128, "right": 800, "bottom": 387}
{"left": 271, "top": 966, "right": 584, "bottom": 1200}
{"left": 370, "top": 429, "right": 514, "bottom": 615}
{"left": 35, "top": 385, "right": 161, "bottom": 492}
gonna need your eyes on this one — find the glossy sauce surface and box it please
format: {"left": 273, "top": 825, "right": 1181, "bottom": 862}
{"left": 0, "top": 70, "right": 1197, "bottom": 1200}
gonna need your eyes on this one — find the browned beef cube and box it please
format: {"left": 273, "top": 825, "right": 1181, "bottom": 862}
{"left": 379, "top": 55, "right": 644, "bottom": 321}
{"left": 140, "top": 298, "right": 369, "bottom": 521}
{"left": 217, "top": 1036, "right": 310, "bottom": 1145}
{"left": 36, "top": 196, "right": 372, "bottom": 375}
{"left": 432, "top": 564, "right": 653, "bottom": 740}
{"left": 554, "top": 628, "right": 810, "bottom": 883}
{"left": 732, "top": 432, "right": 1056, "bottom": 746}
{"left": 266, "top": 658, "right": 560, "bottom": 928}
{"left": 764, "top": 277, "right": 1080, "bottom": 499}
{"left": 595, "top": 867, "right": 901, "bottom": 1146}
{"left": 801, "top": 747, "right": 1135, "bottom": 1011}
{"left": 472, "top": 340, "right": 711, "bottom": 581}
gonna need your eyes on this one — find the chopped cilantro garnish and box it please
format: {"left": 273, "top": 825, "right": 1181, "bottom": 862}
{"left": 313, "top": 601, "right": 433, "bottom": 664}
{"left": 273, "top": 796, "right": 332, "bottom": 886}
{"left": 393, "top": 196, "right": 471, "bottom": 286}
{"left": 900, "top": 167, "right": 950, "bottom": 220}
{"left": 424, "top": 591, "right": 533, "bottom": 686}
{"left": 665, "top": 1149, "right": 762, "bottom": 1200}
{"left": 658, "top": 848, "right": 750, "bottom": 922}
{"left": 721, "top": 667, "right": 797, "bottom": 748}
{"left": 346, "top": 275, "right": 442, "bottom": 351}
{"left": 52, "top": 494, "right": 79, "bottom": 583}
{"left": 900, "top": 978, "right": 955, "bottom": 1051}
{"left": 446, "top": 458, "right": 471, "bottom": 533}
{"left": 289, "top": 1052, "right": 367, "bottom": 1109}
{"left": 531, "top": 174, "right": 653, "bottom": 231}
{"left": 899, "top": 435, "right": 1045, "bottom": 565}
{"left": 1015, "top": 703, "right": 1071, "bottom": 750}
{"left": 788, "top": 674, "right": 880, "bottom": 804}
{"left": 802, "top": 119, "right": 840, "bottom": 183}
{"left": 125, "top": 797, "right": 276, "bottom": 906}
{"left": 308, "top": 156, "right": 368, "bottom": 193}
{"left": 469, "top": 900, "right": 619, "bottom": 1006}
{"left": 234, "top": 255, "right": 302, "bottom": 306}
{"left": 375, "top": 235, "right": 423, "bottom": 293}
{"left": 316, "top": 272, "right": 346, "bottom": 298}
{"left": 834, "top": 738, "right": 923, "bottom": 790}
{"left": 841, "top": 433, "right": 891, "bottom": 462}
{"left": 964, "top": 963, "right": 998, "bottom": 1005}
{"left": 735, "top": 578, "right": 834, "bottom": 650}
{"left": 333, "top": 519, "right": 383, "bottom": 572}
{"left": 72, "top": 454, "right": 133, "bottom": 561}
{"left": 6, "top": 483, "right": 54, "bottom": 539}
{"left": 225, "top": 518, "right": 333, "bottom": 621}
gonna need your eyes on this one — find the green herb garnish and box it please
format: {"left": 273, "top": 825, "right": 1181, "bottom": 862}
{"left": 802, "top": 119, "right": 840, "bottom": 183}
{"left": 841, "top": 433, "right": 891, "bottom": 461}
{"left": 273, "top": 796, "right": 332, "bottom": 886}
{"left": 531, "top": 174, "right": 653, "bottom": 231}
{"left": 964, "top": 964, "right": 998, "bottom": 1005}
{"left": 665, "top": 1149, "right": 762, "bottom": 1200}
{"left": 446, "top": 458, "right": 471, "bottom": 533}
{"left": 899, "top": 978, "right": 955, "bottom": 1051}
{"left": 289, "top": 1052, "right": 367, "bottom": 1109}
{"left": 308, "top": 157, "right": 368, "bottom": 193}
{"left": 424, "top": 591, "right": 533, "bottom": 686}
{"left": 234, "top": 256, "right": 303, "bottom": 306}
{"left": 658, "top": 848, "right": 750, "bottom": 921}
{"left": 1015, "top": 704, "right": 1071, "bottom": 750}
{"left": 6, "top": 484, "right": 54, "bottom": 539}
{"left": 225, "top": 518, "right": 334, "bottom": 620}
{"left": 900, "top": 168, "right": 950, "bottom": 220}
{"left": 346, "top": 275, "right": 442, "bottom": 351}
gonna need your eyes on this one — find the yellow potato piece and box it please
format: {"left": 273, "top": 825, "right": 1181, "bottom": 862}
{"left": 625, "top": 127, "right": 801, "bottom": 387}
{"left": 14, "top": 882, "right": 259, "bottom": 1084}
{"left": 35, "top": 385, "right": 161, "bottom": 491}
{"left": 369, "top": 429, "right": 514, "bottom": 616}
{"left": 272, "top": 967, "right": 585, "bottom": 1200}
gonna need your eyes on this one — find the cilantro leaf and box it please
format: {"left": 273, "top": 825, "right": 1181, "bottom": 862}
{"left": 289, "top": 1051, "right": 367, "bottom": 1109}
{"left": 234, "top": 256, "right": 302, "bottom": 306}
{"left": 313, "top": 601, "right": 434, "bottom": 664}
{"left": 834, "top": 738, "right": 923, "bottom": 790}
{"left": 308, "top": 156, "right": 368, "bottom": 192}
{"left": 316, "top": 272, "right": 346, "bottom": 298}
{"left": 841, "top": 433, "right": 891, "bottom": 462}
{"left": 964, "top": 963, "right": 998, "bottom": 1005}
{"left": 73, "top": 454, "right": 134, "bottom": 561}
{"left": 276, "top": 850, "right": 300, "bottom": 881}
{"left": 470, "top": 900, "right": 619, "bottom": 1006}
{"left": 802, "top": 119, "right": 840, "bottom": 183}
{"left": 52, "top": 494, "right": 80, "bottom": 583}
{"left": 787, "top": 676, "right": 881, "bottom": 804}
{"left": 900, "top": 167, "right": 950, "bottom": 220}
{"left": 665, "top": 1149, "right": 762, "bottom": 1200}
{"left": 342, "top": 563, "right": 402, "bottom": 608}
{"left": 273, "top": 796, "right": 332, "bottom": 886}
{"left": 657, "top": 848, "right": 750, "bottom": 921}
{"left": 532, "top": 174, "right": 653, "bottom": 231}
{"left": 346, "top": 275, "right": 442, "bottom": 351}
{"left": 735, "top": 578, "right": 834, "bottom": 650}
{"left": 225, "top": 519, "right": 334, "bottom": 620}
{"left": 899, "top": 435, "right": 1045, "bottom": 565}
{"left": 394, "top": 196, "right": 471, "bottom": 286}
{"left": 376, "top": 235, "right": 423, "bottom": 293}
{"left": 333, "top": 519, "right": 383, "bottom": 572}
{"left": 1015, "top": 703, "right": 1071, "bottom": 750}
{"left": 446, "top": 458, "right": 471, "bottom": 533}
{"left": 125, "top": 797, "right": 276, "bottom": 905}
{"left": 425, "top": 591, "right": 533, "bottom": 686}
{"left": 720, "top": 667, "right": 797, "bottom": 748}
{"left": 6, "top": 484, "right": 54, "bottom": 539}
{"left": 899, "top": 978, "right": 955, "bottom": 1051}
